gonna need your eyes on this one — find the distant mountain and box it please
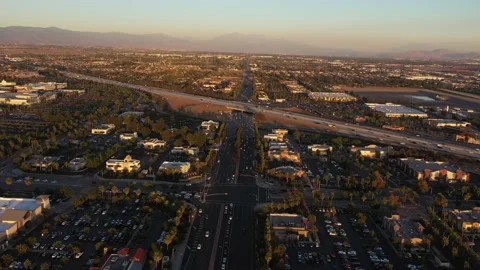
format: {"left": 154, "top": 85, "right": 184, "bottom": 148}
{"left": 0, "top": 26, "right": 359, "bottom": 57}
{"left": 382, "top": 49, "right": 480, "bottom": 60}
{"left": 0, "top": 26, "right": 478, "bottom": 60}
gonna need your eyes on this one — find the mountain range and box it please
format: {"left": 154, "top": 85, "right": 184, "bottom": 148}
{"left": 0, "top": 26, "right": 479, "bottom": 60}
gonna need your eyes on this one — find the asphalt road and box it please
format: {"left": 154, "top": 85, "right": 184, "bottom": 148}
{"left": 59, "top": 71, "right": 480, "bottom": 160}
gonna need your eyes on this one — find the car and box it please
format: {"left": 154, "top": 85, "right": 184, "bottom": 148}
{"left": 34, "top": 178, "right": 40, "bottom": 182}
{"left": 51, "top": 180, "right": 57, "bottom": 184}
{"left": 198, "top": 209, "right": 203, "bottom": 214}
{"left": 42, "top": 179, "right": 48, "bottom": 182}
{"left": 205, "top": 231, "right": 210, "bottom": 237}
{"left": 197, "top": 244, "right": 202, "bottom": 250}
{"left": 186, "top": 183, "right": 192, "bottom": 186}
{"left": 222, "top": 257, "right": 227, "bottom": 263}
{"left": 221, "top": 264, "right": 226, "bottom": 270}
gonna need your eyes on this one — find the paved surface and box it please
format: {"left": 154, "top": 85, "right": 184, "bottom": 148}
{"left": 58, "top": 71, "right": 480, "bottom": 160}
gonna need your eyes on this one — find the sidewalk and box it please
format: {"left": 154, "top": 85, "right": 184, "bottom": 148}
{"left": 172, "top": 203, "right": 197, "bottom": 270}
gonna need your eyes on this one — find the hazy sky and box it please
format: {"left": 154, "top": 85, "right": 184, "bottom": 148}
{"left": 2, "top": 0, "right": 480, "bottom": 52}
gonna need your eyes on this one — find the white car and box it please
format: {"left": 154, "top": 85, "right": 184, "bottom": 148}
{"left": 75, "top": 252, "right": 84, "bottom": 259}
{"left": 42, "top": 179, "right": 48, "bottom": 182}
{"left": 205, "top": 231, "right": 210, "bottom": 237}
{"left": 197, "top": 244, "right": 202, "bottom": 250}
{"left": 34, "top": 178, "right": 40, "bottom": 182}
{"left": 51, "top": 180, "right": 57, "bottom": 184}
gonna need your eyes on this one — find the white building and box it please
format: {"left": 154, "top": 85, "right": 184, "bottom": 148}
{"left": 120, "top": 132, "right": 138, "bottom": 141}
{"left": 158, "top": 161, "right": 191, "bottom": 174}
{"left": 425, "top": 119, "right": 471, "bottom": 128}
{"left": 137, "top": 139, "right": 166, "bottom": 149}
{"left": 0, "top": 196, "right": 50, "bottom": 249}
{"left": 308, "top": 92, "right": 357, "bottom": 102}
{"left": 201, "top": 120, "right": 220, "bottom": 130}
{"left": 68, "top": 158, "right": 87, "bottom": 171}
{"left": 366, "top": 103, "right": 428, "bottom": 118}
{"left": 171, "top": 146, "right": 199, "bottom": 156}
{"left": 350, "top": 145, "right": 392, "bottom": 159}
{"left": 91, "top": 124, "right": 116, "bottom": 135}
{"left": 307, "top": 144, "right": 333, "bottom": 155}
{"left": 264, "top": 134, "right": 282, "bottom": 142}
{"left": 0, "top": 80, "right": 16, "bottom": 87}
{"left": 105, "top": 155, "right": 141, "bottom": 173}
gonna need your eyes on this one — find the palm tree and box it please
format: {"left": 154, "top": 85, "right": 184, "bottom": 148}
{"left": 40, "top": 263, "right": 50, "bottom": 270}
{"left": 111, "top": 185, "right": 119, "bottom": 195}
{"left": 5, "top": 177, "right": 13, "bottom": 185}
{"left": 123, "top": 187, "right": 130, "bottom": 197}
{"left": 135, "top": 188, "right": 142, "bottom": 197}
{"left": 98, "top": 185, "right": 105, "bottom": 197}
{"left": 153, "top": 250, "right": 163, "bottom": 268}
{"left": 23, "top": 259, "right": 32, "bottom": 270}
{"left": 320, "top": 193, "right": 326, "bottom": 206}
{"left": 24, "top": 179, "right": 32, "bottom": 186}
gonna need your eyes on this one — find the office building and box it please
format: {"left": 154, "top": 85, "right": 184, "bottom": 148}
{"left": 383, "top": 215, "right": 424, "bottom": 250}
{"left": 397, "top": 158, "right": 469, "bottom": 183}
{"left": 269, "top": 213, "right": 309, "bottom": 243}
{"left": 158, "top": 161, "right": 191, "bottom": 174}
{"left": 137, "top": 139, "right": 166, "bottom": 149}
{"left": 106, "top": 155, "right": 141, "bottom": 173}
{"left": 92, "top": 124, "right": 116, "bottom": 135}
{"left": 366, "top": 103, "right": 428, "bottom": 118}
{"left": 350, "top": 145, "right": 392, "bottom": 159}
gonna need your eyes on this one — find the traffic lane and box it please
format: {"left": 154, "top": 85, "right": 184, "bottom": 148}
{"left": 213, "top": 204, "right": 232, "bottom": 270}
{"left": 207, "top": 185, "right": 259, "bottom": 205}
{"left": 225, "top": 204, "right": 255, "bottom": 270}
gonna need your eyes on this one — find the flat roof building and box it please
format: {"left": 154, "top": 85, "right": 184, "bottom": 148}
{"left": 307, "top": 144, "right": 333, "bottom": 155}
{"left": 366, "top": 103, "right": 428, "bottom": 118}
{"left": 171, "top": 146, "right": 199, "bottom": 156}
{"left": 106, "top": 155, "right": 141, "bottom": 173}
{"left": 269, "top": 213, "right": 309, "bottom": 243}
{"left": 448, "top": 208, "right": 480, "bottom": 234}
{"left": 158, "top": 161, "right": 191, "bottom": 174}
{"left": 350, "top": 145, "right": 392, "bottom": 159}
{"left": 398, "top": 158, "right": 469, "bottom": 183}
{"left": 201, "top": 120, "right": 220, "bottom": 130}
{"left": 100, "top": 248, "right": 146, "bottom": 270}
{"left": 383, "top": 214, "right": 424, "bottom": 250}
{"left": 92, "top": 124, "right": 116, "bottom": 135}
{"left": 137, "top": 139, "right": 166, "bottom": 149}
{"left": 425, "top": 119, "right": 471, "bottom": 128}
{"left": 120, "top": 132, "right": 138, "bottom": 141}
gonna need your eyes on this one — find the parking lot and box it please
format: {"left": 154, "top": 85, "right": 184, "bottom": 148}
{"left": 283, "top": 208, "right": 405, "bottom": 270}
{"left": 3, "top": 190, "right": 183, "bottom": 269}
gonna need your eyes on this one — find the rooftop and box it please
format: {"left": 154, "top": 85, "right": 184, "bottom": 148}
{"left": 270, "top": 213, "right": 307, "bottom": 228}
{"left": 365, "top": 103, "right": 428, "bottom": 117}
{"left": 0, "top": 197, "right": 42, "bottom": 211}
{"left": 399, "top": 158, "right": 461, "bottom": 173}
{"left": 450, "top": 208, "right": 480, "bottom": 223}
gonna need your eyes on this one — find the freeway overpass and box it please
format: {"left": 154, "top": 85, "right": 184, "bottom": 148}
{"left": 61, "top": 71, "right": 480, "bottom": 161}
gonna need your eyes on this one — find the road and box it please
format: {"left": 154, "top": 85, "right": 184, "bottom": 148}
{"left": 59, "top": 71, "right": 480, "bottom": 160}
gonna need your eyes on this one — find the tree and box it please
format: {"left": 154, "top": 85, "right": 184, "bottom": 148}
{"left": 441, "top": 236, "right": 449, "bottom": 248}
{"left": 464, "top": 192, "right": 472, "bottom": 203}
{"left": 135, "top": 188, "right": 142, "bottom": 197}
{"left": 98, "top": 185, "right": 105, "bottom": 197}
{"left": 40, "top": 263, "right": 50, "bottom": 270}
{"left": 24, "top": 178, "right": 32, "bottom": 186}
{"left": 308, "top": 214, "right": 317, "bottom": 224}
{"left": 417, "top": 180, "right": 429, "bottom": 194}
{"left": 451, "top": 246, "right": 458, "bottom": 258}
{"left": 123, "top": 187, "right": 130, "bottom": 197}
{"left": 153, "top": 250, "right": 163, "bottom": 268}
{"left": 95, "top": 242, "right": 103, "bottom": 251}
{"left": 361, "top": 194, "right": 367, "bottom": 203}
{"left": 111, "top": 185, "right": 119, "bottom": 195}
{"left": 23, "top": 259, "right": 32, "bottom": 269}
{"left": 434, "top": 193, "right": 448, "bottom": 211}
{"left": 83, "top": 227, "right": 91, "bottom": 235}
{"left": 26, "top": 236, "right": 37, "bottom": 246}
{"left": 53, "top": 241, "right": 63, "bottom": 249}
{"left": 60, "top": 257, "right": 70, "bottom": 265}
{"left": 1, "top": 254, "right": 13, "bottom": 268}
{"left": 16, "top": 244, "right": 28, "bottom": 255}
{"left": 5, "top": 177, "right": 13, "bottom": 185}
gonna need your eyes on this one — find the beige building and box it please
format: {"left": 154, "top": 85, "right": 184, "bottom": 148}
{"left": 350, "top": 145, "right": 392, "bottom": 159}
{"left": 398, "top": 158, "right": 469, "bottom": 183}
{"left": 425, "top": 119, "right": 470, "bottom": 128}
{"left": 171, "top": 146, "right": 199, "bottom": 156}
{"left": 201, "top": 120, "right": 220, "bottom": 130}
{"left": 383, "top": 215, "right": 424, "bottom": 250}
{"left": 268, "top": 149, "right": 301, "bottom": 163}
{"left": 91, "top": 124, "right": 116, "bottom": 134}
{"left": 269, "top": 213, "right": 309, "bottom": 243}
{"left": 448, "top": 208, "right": 480, "bottom": 234}
{"left": 0, "top": 80, "right": 16, "bottom": 87}
{"left": 0, "top": 196, "right": 50, "bottom": 249}
{"left": 158, "top": 161, "right": 191, "bottom": 174}
{"left": 137, "top": 138, "right": 166, "bottom": 149}
{"left": 105, "top": 155, "right": 141, "bottom": 173}
{"left": 456, "top": 134, "right": 480, "bottom": 145}
{"left": 308, "top": 92, "right": 357, "bottom": 102}
{"left": 307, "top": 144, "right": 333, "bottom": 155}
{"left": 120, "top": 132, "right": 138, "bottom": 141}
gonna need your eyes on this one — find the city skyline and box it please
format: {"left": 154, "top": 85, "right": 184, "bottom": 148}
{"left": 1, "top": 0, "right": 480, "bottom": 52}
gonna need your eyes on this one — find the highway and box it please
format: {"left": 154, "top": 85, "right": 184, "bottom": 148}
{"left": 60, "top": 71, "right": 480, "bottom": 161}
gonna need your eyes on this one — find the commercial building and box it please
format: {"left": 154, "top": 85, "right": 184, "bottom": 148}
{"left": 268, "top": 142, "right": 288, "bottom": 151}
{"left": 200, "top": 120, "right": 220, "bottom": 130}
{"left": 105, "top": 155, "right": 141, "bottom": 173}
{"left": 0, "top": 80, "right": 16, "bottom": 87}
{"left": 137, "top": 139, "right": 166, "bottom": 149}
{"left": 365, "top": 103, "right": 428, "bottom": 118}
{"left": 158, "top": 161, "right": 191, "bottom": 174}
{"left": 397, "top": 158, "right": 469, "bottom": 183}
{"left": 308, "top": 92, "right": 357, "bottom": 102}
{"left": 448, "top": 208, "right": 480, "bottom": 234}
{"left": 0, "top": 92, "right": 40, "bottom": 105}
{"left": 267, "top": 150, "right": 301, "bottom": 163}
{"left": 350, "top": 145, "right": 392, "bottom": 159}
{"left": 27, "top": 155, "right": 60, "bottom": 171}
{"left": 269, "top": 213, "right": 309, "bottom": 243}
{"left": 269, "top": 166, "right": 305, "bottom": 178}
{"left": 100, "top": 247, "right": 146, "bottom": 270}
{"left": 120, "top": 132, "right": 138, "bottom": 141}
{"left": 92, "top": 124, "right": 116, "bottom": 135}
{"left": 14, "top": 82, "right": 67, "bottom": 92}
{"left": 0, "top": 196, "right": 50, "bottom": 249}
{"left": 264, "top": 134, "right": 282, "bottom": 142}
{"left": 383, "top": 215, "right": 424, "bottom": 250}
{"left": 272, "top": 129, "right": 289, "bottom": 137}
{"left": 282, "top": 81, "right": 307, "bottom": 94}
{"left": 425, "top": 119, "right": 470, "bottom": 128}
{"left": 455, "top": 134, "right": 480, "bottom": 145}
{"left": 307, "top": 144, "right": 333, "bottom": 155}
{"left": 171, "top": 146, "right": 199, "bottom": 156}
{"left": 68, "top": 158, "right": 87, "bottom": 171}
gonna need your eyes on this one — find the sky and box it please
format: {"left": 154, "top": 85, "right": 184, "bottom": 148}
{"left": 1, "top": 0, "right": 480, "bottom": 52}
